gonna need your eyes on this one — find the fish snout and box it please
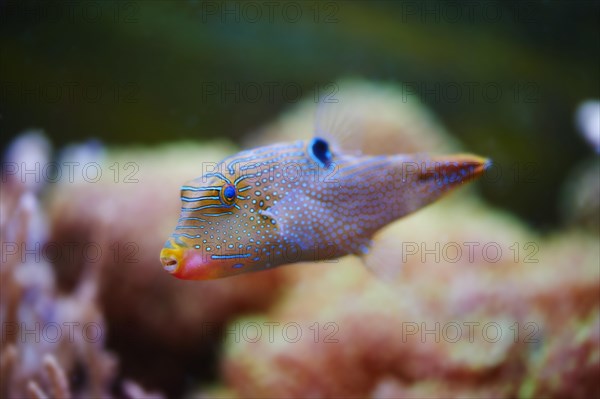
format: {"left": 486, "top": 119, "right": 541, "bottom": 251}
{"left": 160, "top": 238, "right": 186, "bottom": 274}
{"left": 160, "top": 252, "right": 179, "bottom": 273}
{"left": 160, "top": 238, "right": 221, "bottom": 279}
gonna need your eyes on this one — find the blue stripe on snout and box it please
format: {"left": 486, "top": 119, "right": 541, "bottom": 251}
{"left": 211, "top": 253, "right": 252, "bottom": 260}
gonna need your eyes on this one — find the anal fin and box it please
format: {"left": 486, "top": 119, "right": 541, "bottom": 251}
{"left": 359, "top": 232, "right": 404, "bottom": 283}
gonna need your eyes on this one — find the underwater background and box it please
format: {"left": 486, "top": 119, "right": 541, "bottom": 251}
{"left": 1, "top": 1, "right": 599, "bottom": 398}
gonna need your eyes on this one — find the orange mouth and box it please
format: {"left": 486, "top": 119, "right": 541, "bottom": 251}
{"left": 160, "top": 241, "right": 221, "bottom": 280}
{"left": 160, "top": 237, "right": 187, "bottom": 276}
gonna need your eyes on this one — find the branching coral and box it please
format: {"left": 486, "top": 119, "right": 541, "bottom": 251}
{"left": 1, "top": 137, "right": 114, "bottom": 398}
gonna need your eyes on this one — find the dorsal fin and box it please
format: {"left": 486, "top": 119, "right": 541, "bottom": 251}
{"left": 314, "top": 94, "right": 365, "bottom": 156}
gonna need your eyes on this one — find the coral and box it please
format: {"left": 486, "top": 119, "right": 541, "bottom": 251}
{"left": 221, "top": 197, "right": 599, "bottom": 398}
{"left": 2, "top": 81, "right": 598, "bottom": 398}
{"left": 1, "top": 135, "right": 117, "bottom": 398}
{"left": 560, "top": 158, "right": 600, "bottom": 232}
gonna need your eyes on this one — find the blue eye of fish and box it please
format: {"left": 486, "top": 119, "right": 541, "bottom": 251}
{"left": 221, "top": 184, "right": 237, "bottom": 205}
{"left": 309, "top": 137, "right": 332, "bottom": 167}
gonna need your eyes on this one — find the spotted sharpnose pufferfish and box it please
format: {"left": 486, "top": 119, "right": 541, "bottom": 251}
{"left": 160, "top": 119, "right": 489, "bottom": 280}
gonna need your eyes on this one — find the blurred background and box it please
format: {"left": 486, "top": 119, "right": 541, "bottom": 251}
{"left": 1, "top": 1, "right": 599, "bottom": 398}
{"left": 1, "top": 0, "right": 598, "bottom": 228}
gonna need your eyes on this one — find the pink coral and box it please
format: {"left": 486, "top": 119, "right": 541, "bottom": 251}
{"left": 221, "top": 199, "right": 600, "bottom": 398}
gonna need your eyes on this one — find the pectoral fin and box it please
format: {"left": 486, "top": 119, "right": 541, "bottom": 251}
{"left": 259, "top": 193, "right": 340, "bottom": 254}
{"left": 258, "top": 195, "right": 313, "bottom": 251}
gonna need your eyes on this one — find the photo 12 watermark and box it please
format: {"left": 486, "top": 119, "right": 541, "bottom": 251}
{"left": 395, "top": 1, "right": 539, "bottom": 25}
{"left": 0, "top": 81, "right": 140, "bottom": 105}
{"left": 0, "top": 1, "right": 140, "bottom": 25}
{"left": 201, "top": 321, "right": 340, "bottom": 344}
{"left": 195, "top": 159, "right": 338, "bottom": 186}
{"left": 196, "top": 1, "right": 340, "bottom": 24}
{"left": 401, "top": 241, "right": 540, "bottom": 264}
{"left": 400, "top": 81, "right": 540, "bottom": 105}
{"left": 400, "top": 321, "right": 540, "bottom": 344}
{"left": 1, "top": 241, "right": 140, "bottom": 265}
{"left": 200, "top": 81, "right": 339, "bottom": 104}
{"left": 1, "top": 161, "right": 140, "bottom": 185}
{"left": 2, "top": 322, "right": 104, "bottom": 344}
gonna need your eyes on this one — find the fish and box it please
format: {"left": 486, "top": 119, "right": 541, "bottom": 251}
{"left": 160, "top": 106, "right": 489, "bottom": 280}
